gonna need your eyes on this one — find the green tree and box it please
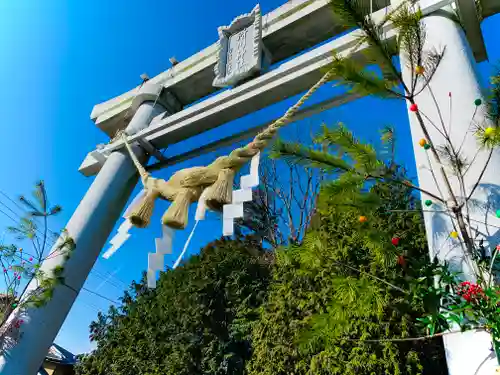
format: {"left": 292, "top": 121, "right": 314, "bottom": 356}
{"left": 75, "top": 237, "right": 272, "bottom": 375}
{"left": 247, "top": 126, "right": 447, "bottom": 374}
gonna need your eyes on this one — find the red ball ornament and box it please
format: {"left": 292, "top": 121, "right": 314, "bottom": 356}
{"left": 397, "top": 255, "right": 406, "bottom": 266}
{"left": 29, "top": 257, "right": 33, "bottom": 262}
{"left": 409, "top": 103, "right": 418, "bottom": 112}
{"left": 391, "top": 237, "right": 400, "bottom": 246}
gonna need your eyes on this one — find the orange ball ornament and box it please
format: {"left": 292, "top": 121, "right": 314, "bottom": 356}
{"left": 359, "top": 216, "right": 368, "bottom": 223}
{"left": 415, "top": 66, "right": 425, "bottom": 75}
{"left": 418, "top": 138, "right": 427, "bottom": 147}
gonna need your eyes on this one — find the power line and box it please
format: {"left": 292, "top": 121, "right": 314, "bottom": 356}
{"left": 81, "top": 287, "right": 119, "bottom": 305}
{"left": 90, "top": 270, "right": 127, "bottom": 291}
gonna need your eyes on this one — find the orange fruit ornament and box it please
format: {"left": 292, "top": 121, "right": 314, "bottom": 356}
{"left": 359, "top": 216, "right": 368, "bottom": 223}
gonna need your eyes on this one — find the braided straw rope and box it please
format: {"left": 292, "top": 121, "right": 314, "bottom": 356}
{"left": 123, "top": 69, "right": 334, "bottom": 230}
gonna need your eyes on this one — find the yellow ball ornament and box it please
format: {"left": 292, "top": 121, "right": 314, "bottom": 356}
{"left": 415, "top": 66, "right": 425, "bottom": 75}
{"left": 418, "top": 138, "right": 427, "bottom": 147}
{"left": 450, "top": 231, "right": 459, "bottom": 239}
{"left": 484, "top": 127, "right": 495, "bottom": 138}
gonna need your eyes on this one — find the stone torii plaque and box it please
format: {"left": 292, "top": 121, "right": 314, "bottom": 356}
{"left": 213, "top": 4, "right": 270, "bottom": 88}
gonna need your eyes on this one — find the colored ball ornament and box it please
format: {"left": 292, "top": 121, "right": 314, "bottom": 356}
{"left": 11, "top": 303, "right": 17, "bottom": 308}
{"left": 409, "top": 103, "right": 418, "bottom": 112}
{"left": 423, "top": 143, "right": 431, "bottom": 150}
{"left": 391, "top": 237, "right": 400, "bottom": 246}
{"left": 397, "top": 255, "right": 406, "bottom": 266}
{"left": 2, "top": 269, "right": 6, "bottom": 273}
{"left": 415, "top": 65, "right": 425, "bottom": 75}
{"left": 29, "top": 257, "right": 33, "bottom": 262}
{"left": 418, "top": 138, "right": 427, "bottom": 147}
{"left": 359, "top": 215, "right": 368, "bottom": 223}
{"left": 17, "top": 276, "right": 21, "bottom": 280}
{"left": 474, "top": 98, "right": 482, "bottom": 106}
{"left": 485, "top": 127, "right": 495, "bottom": 138}
{"left": 496, "top": 244, "right": 500, "bottom": 252}
{"left": 424, "top": 199, "right": 432, "bottom": 207}
{"left": 450, "top": 231, "right": 459, "bottom": 239}
{"left": 496, "top": 210, "right": 500, "bottom": 218}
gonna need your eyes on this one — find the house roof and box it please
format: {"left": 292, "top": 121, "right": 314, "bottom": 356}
{"left": 45, "top": 343, "right": 76, "bottom": 365}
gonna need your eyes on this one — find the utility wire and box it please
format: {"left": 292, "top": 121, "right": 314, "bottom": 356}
{"left": 81, "top": 287, "right": 120, "bottom": 305}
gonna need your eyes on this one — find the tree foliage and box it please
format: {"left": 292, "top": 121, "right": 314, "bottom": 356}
{"left": 248, "top": 142, "right": 447, "bottom": 374}
{"left": 75, "top": 237, "right": 272, "bottom": 375}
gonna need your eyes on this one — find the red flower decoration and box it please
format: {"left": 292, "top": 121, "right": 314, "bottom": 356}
{"left": 456, "top": 281, "right": 484, "bottom": 303}
{"left": 391, "top": 237, "right": 400, "bottom": 246}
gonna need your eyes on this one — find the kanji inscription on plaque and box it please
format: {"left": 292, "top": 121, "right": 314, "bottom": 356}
{"left": 213, "top": 5, "right": 269, "bottom": 88}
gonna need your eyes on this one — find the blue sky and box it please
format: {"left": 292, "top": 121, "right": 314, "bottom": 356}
{"left": 0, "top": 0, "right": 499, "bottom": 355}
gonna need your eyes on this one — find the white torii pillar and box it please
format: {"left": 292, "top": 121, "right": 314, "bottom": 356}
{"left": 401, "top": 6, "right": 499, "bottom": 375}
{"left": 0, "top": 83, "right": 167, "bottom": 374}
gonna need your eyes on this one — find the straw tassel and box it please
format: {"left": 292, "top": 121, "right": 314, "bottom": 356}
{"left": 162, "top": 189, "right": 194, "bottom": 229}
{"left": 204, "top": 168, "right": 235, "bottom": 211}
{"left": 128, "top": 189, "right": 160, "bottom": 228}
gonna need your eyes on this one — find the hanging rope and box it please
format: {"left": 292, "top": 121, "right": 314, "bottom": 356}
{"left": 121, "top": 69, "right": 335, "bottom": 230}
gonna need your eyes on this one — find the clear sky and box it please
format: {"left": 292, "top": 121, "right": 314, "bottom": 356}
{"left": 0, "top": 0, "right": 498, "bottom": 356}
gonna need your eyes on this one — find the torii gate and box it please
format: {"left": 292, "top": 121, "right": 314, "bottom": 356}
{"left": 1, "top": 0, "right": 500, "bottom": 373}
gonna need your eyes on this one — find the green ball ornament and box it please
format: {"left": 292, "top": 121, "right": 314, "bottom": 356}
{"left": 496, "top": 209, "right": 500, "bottom": 218}
{"left": 474, "top": 98, "right": 482, "bottom": 106}
{"left": 424, "top": 200, "right": 432, "bottom": 207}
{"left": 423, "top": 143, "right": 431, "bottom": 150}
{"left": 11, "top": 303, "right": 17, "bottom": 308}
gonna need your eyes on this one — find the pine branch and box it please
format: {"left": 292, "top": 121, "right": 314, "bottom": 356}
{"left": 328, "top": 54, "right": 401, "bottom": 98}
{"left": 316, "top": 124, "right": 381, "bottom": 172}
{"left": 271, "top": 140, "right": 353, "bottom": 173}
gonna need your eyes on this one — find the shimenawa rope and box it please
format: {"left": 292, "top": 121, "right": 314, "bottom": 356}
{"left": 121, "top": 69, "right": 334, "bottom": 230}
